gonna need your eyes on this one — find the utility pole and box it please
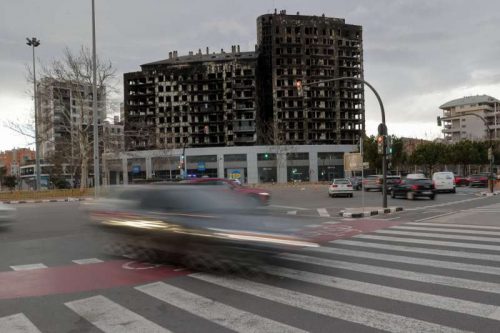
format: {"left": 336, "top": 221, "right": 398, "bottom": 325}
{"left": 26, "top": 37, "right": 41, "bottom": 191}
{"left": 91, "top": 0, "right": 100, "bottom": 196}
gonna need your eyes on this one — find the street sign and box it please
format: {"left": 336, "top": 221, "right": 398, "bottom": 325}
{"left": 197, "top": 162, "right": 206, "bottom": 172}
{"left": 228, "top": 169, "right": 242, "bottom": 180}
{"left": 344, "top": 153, "right": 363, "bottom": 171}
{"left": 132, "top": 165, "right": 141, "bottom": 174}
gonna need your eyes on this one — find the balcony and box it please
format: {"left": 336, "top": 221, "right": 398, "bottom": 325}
{"left": 233, "top": 125, "right": 256, "bottom": 132}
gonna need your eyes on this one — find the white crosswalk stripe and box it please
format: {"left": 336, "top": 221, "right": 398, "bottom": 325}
{"left": 317, "top": 208, "right": 330, "bottom": 217}
{"left": 391, "top": 225, "right": 500, "bottom": 236}
{"left": 374, "top": 229, "right": 500, "bottom": 243}
{"left": 332, "top": 239, "right": 500, "bottom": 262}
{"left": 279, "top": 253, "right": 500, "bottom": 295}
{"left": 308, "top": 246, "right": 500, "bottom": 275}
{"left": 72, "top": 258, "right": 104, "bottom": 264}
{"left": 0, "top": 313, "right": 41, "bottom": 333}
{"left": 10, "top": 263, "right": 47, "bottom": 271}
{"left": 65, "top": 295, "right": 171, "bottom": 333}
{"left": 264, "top": 266, "right": 500, "bottom": 321}
{"left": 191, "top": 273, "right": 467, "bottom": 333}
{"left": 407, "top": 222, "right": 500, "bottom": 230}
{"left": 357, "top": 234, "right": 500, "bottom": 251}
{"left": 136, "top": 282, "right": 305, "bottom": 333}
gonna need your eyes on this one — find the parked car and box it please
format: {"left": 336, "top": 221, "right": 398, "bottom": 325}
{"left": 468, "top": 173, "right": 489, "bottom": 188}
{"left": 390, "top": 178, "right": 436, "bottom": 200}
{"left": 454, "top": 174, "right": 469, "bottom": 187}
{"left": 347, "top": 176, "right": 362, "bottom": 190}
{"left": 328, "top": 178, "right": 354, "bottom": 197}
{"left": 363, "top": 175, "right": 401, "bottom": 192}
{"left": 181, "top": 178, "right": 270, "bottom": 205}
{"left": 432, "top": 172, "right": 456, "bottom": 193}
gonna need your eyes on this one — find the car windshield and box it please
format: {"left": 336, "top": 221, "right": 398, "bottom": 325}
{"left": 334, "top": 179, "right": 350, "bottom": 184}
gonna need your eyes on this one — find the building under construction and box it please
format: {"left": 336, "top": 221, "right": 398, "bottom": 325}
{"left": 124, "top": 46, "right": 258, "bottom": 150}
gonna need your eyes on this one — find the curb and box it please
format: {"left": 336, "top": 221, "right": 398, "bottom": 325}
{"left": 1, "top": 197, "right": 92, "bottom": 204}
{"left": 339, "top": 207, "right": 404, "bottom": 218}
{"left": 478, "top": 191, "right": 500, "bottom": 197}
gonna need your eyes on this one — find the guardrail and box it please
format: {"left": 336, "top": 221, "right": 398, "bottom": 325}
{"left": 0, "top": 188, "right": 93, "bottom": 201}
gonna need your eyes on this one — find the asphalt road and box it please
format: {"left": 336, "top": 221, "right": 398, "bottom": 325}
{"left": 1, "top": 189, "right": 500, "bottom": 332}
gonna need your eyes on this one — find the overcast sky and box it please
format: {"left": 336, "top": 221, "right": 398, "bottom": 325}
{"left": 1, "top": 0, "right": 499, "bottom": 151}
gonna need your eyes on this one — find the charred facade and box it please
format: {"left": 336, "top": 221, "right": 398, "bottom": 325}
{"left": 124, "top": 47, "right": 258, "bottom": 150}
{"left": 257, "top": 10, "right": 364, "bottom": 145}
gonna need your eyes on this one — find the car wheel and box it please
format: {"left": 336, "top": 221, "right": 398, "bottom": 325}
{"left": 451, "top": 187, "right": 456, "bottom": 193}
{"left": 350, "top": 193, "right": 353, "bottom": 198}
{"left": 430, "top": 194, "right": 435, "bottom": 200}
{"left": 391, "top": 190, "right": 396, "bottom": 198}
{"left": 406, "top": 191, "right": 415, "bottom": 200}
{"left": 329, "top": 193, "right": 333, "bottom": 198}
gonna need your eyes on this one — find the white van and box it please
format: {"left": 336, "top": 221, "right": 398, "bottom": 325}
{"left": 432, "top": 172, "right": 456, "bottom": 193}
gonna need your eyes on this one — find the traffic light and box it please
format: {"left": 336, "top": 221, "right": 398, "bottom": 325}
{"left": 377, "top": 135, "right": 385, "bottom": 155}
{"left": 385, "top": 136, "right": 392, "bottom": 156}
{"left": 437, "top": 116, "right": 442, "bottom": 126}
{"left": 264, "top": 153, "right": 270, "bottom": 160}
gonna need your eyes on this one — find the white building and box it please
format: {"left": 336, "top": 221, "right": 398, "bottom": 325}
{"left": 440, "top": 95, "right": 500, "bottom": 143}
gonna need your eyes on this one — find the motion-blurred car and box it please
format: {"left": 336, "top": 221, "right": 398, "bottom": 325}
{"left": 390, "top": 178, "right": 436, "bottom": 200}
{"left": 328, "top": 179, "right": 354, "bottom": 197}
{"left": 347, "top": 176, "right": 362, "bottom": 190}
{"left": 468, "top": 173, "right": 489, "bottom": 187}
{"left": 363, "top": 175, "right": 401, "bottom": 192}
{"left": 0, "top": 202, "right": 16, "bottom": 226}
{"left": 84, "top": 185, "right": 316, "bottom": 271}
{"left": 454, "top": 174, "right": 469, "bottom": 187}
{"left": 182, "top": 178, "right": 270, "bottom": 205}
{"left": 406, "top": 173, "right": 427, "bottom": 179}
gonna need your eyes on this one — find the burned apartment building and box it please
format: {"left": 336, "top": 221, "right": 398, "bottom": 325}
{"left": 124, "top": 46, "right": 258, "bottom": 150}
{"left": 257, "top": 10, "right": 364, "bottom": 145}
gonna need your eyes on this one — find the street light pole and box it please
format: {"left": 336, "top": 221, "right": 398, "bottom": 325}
{"left": 299, "top": 77, "right": 388, "bottom": 208}
{"left": 91, "top": 0, "right": 100, "bottom": 196}
{"left": 26, "top": 37, "right": 41, "bottom": 191}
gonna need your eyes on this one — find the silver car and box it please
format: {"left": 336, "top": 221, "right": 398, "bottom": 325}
{"left": 328, "top": 179, "right": 354, "bottom": 198}
{"left": 0, "top": 202, "right": 16, "bottom": 226}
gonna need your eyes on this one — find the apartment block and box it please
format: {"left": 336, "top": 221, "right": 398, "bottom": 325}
{"left": 440, "top": 95, "right": 500, "bottom": 143}
{"left": 257, "top": 10, "right": 364, "bottom": 145}
{"left": 124, "top": 46, "right": 258, "bottom": 150}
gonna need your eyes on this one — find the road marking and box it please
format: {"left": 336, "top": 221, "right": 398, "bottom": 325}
{"left": 265, "top": 266, "right": 500, "bottom": 321}
{"left": 0, "top": 313, "right": 41, "bottom": 333}
{"left": 136, "top": 282, "right": 304, "bottom": 333}
{"left": 404, "top": 196, "right": 486, "bottom": 211}
{"left": 317, "top": 208, "right": 330, "bottom": 217}
{"left": 287, "top": 210, "right": 297, "bottom": 215}
{"left": 357, "top": 234, "right": 500, "bottom": 252}
{"left": 407, "top": 222, "right": 500, "bottom": 230}
{"left": 279, "top": 253, "right": 500, "bottom": 295}
{"left": 323, "top": 221, "right": 341, "bottom": 224}
{"left": 391, "top": 225, "right": 500, "bottom": 237}
{"left": 375, "top": 229, "right": 500, "bottom": 243}
{"left": 191, "top": 273, "right": 465, "bottom": 333}
{"left": 269, "top": 204, "right": 309, "bottom": 210}
{"left": 414, "top": 211, "right": 459, "bottom": 222}
{"left": 333, "top": 239, "right": 500, "bottom": 262}
{"left": 369, "top": 216, "right": 401, "bottom": 221}
{"left": 308, "top": 246, "right": 500, "bottom": 276}
{"left": 72, "top": 258, "right": 104, "bottom": 265}
{"left": 10, "top": 263, "right": 47, "bottom": 271}
{"left": 65, "top": 295, "right": 170, "bottom": 333}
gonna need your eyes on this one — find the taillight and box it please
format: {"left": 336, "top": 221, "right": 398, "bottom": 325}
{"left": 347, "top": 184, "right": 352, "bottom": 187}
{"left": 432, "top": 180, "right": 435, "bottom": 187}
{"left": 331, "top": 184, "right": 338, "bottom": 188}
{"left": 411, "top": 185, "right": 419, "bottom": 190}
{"left": 480, "top": 177, "right": 487, "bottom": 181}
{"left": 376, "top": 179, "right": 382, "bottom": 184}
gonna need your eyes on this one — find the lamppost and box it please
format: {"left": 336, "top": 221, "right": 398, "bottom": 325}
{"left": 26, "top": 37, "right": 41, "bottom": 191}
{"left": 297, "top": 77, "right": 389, "bottom": 208}
{"left": 91, "top": 0, "right": 100, "bottom": 196}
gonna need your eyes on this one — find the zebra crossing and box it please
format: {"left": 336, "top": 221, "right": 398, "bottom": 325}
{"left": 2, "top": 222, "right": 500, "bottom": 332}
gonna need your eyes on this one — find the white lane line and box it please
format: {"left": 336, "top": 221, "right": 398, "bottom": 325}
{"left": 391, "top": 226, "right": 500, "bottom": 236}
{"left": 287, "top": 210, "right": 297, "bottom": 215}
{"left": 324, "top": 221, "right": 341, "bottom": 224}
{"left": 406, "top": 222, "right": 500, "bottom": 230}
{"left": 10, "top": 263, "right": 47, "bottom": 271}
{"left": 65, "top": 295, "right": 170, "bottom": 333}
{"left": 357, "top": 234, "right": 500, "bottom": 252}
{"left": 375, "top": 230, "right": 500, "bottom": 244}
{"left": 317, "top": 208, "right": 330, "bottom": 217}
{"left": 404, "top": 197, "right": 485, "bottom": 211}
{"left": 265, "top": 266, "right": 500, "bottom": 321}
{"left": 414, "top": 212, "right": 459, "bottom": 222}
{"left": 191, "top": 273, "right": 466, "bottom": 333}
{"left": 269, "top": 204, "right": 309, "bottom": 211}
{"left": 308, "top": 246, "right": 500, "bottom": 276}
{"left": 135, "top": 282, "right": 304, "bottom": 333}
{"left": 0, "top": 313, "right": 41, "bottom": 333}
{"left": 72, "top": 258, "right": 104, "bottom": 265}
{"left": 332, "top": 239, "right": 500, "bottom": 263}
{"left": 279, "top": 253, "right": 500, "bottom": 295}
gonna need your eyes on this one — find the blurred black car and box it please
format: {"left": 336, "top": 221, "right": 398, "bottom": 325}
{"left": 390, "top": 178, "right": 436, "bottom": 200}
{"left": 347, "top": 177, "right": 362, "bottom": 190}
{"left": 84, "top": 185, "right": 317, "bottom": 271}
